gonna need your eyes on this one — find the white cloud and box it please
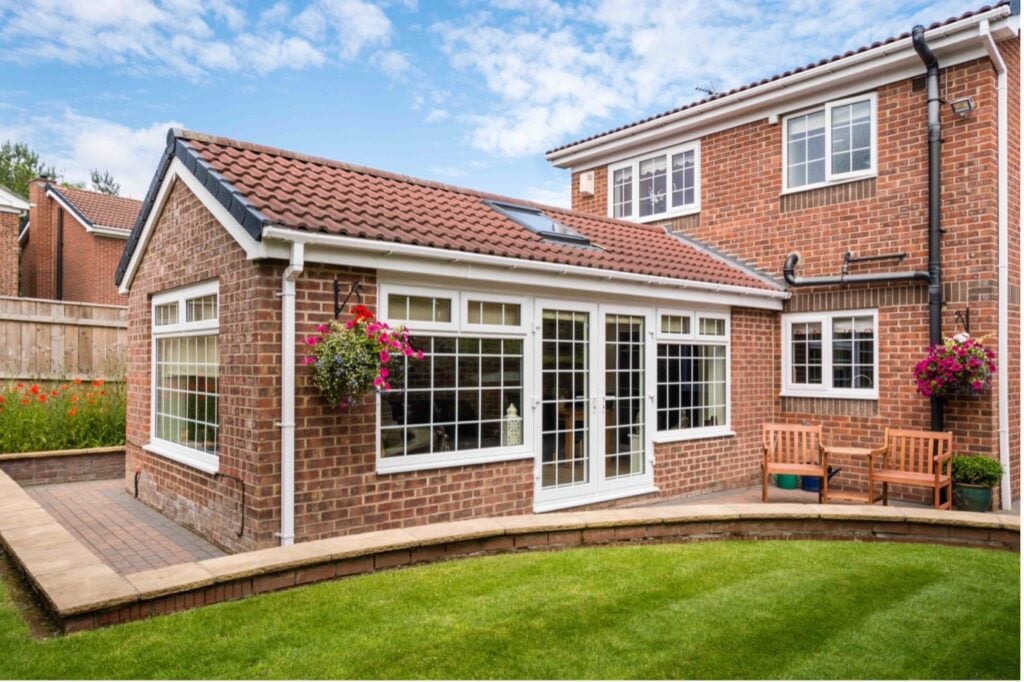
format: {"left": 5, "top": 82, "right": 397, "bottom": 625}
{"left": 425, "top": 108, "right": 450, "bottom": 123}
{"left": 0, "top": 0, "right": 395, "bottom": 79}
{"left": 435, "top": 0, "right": 975, "bottom": 157}
{"left": 371, "top": 49, "right": 412, "bottom": 79}
{"left": 0, "top": 111, "right": 182, "bottom": 198}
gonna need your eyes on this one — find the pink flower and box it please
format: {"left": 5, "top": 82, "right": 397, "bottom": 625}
{"left": 316, "top": 324, "right": 329, "bottom": 334}
{"left": 304, "top": 335, "right": 319, "bottom": 346}
{"left": 416, "top": 350, "right": 424, "bottom": 360}
{"left": 379, "top": 368, "right": 390, "bottom": 379}
{"left": 303, "top": 356, "right": 316, "bottom": 365}
{"left": 379, "top": 350, "right": 390, "bottom": 364}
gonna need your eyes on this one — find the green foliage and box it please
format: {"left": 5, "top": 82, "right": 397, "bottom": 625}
{"left": 0, "top": 379, "right": 125, "bottom": 453}
{"left": 0, "top": 141, "right": 55, "bottom": 198}
{"left": 89, "top": 169, "right": 120, "bottom": 196}
{"left": 952, "top": 454, "right": 1003, "bottom": 487}
{"left": 0, "top": 542, "right": 1017, "bottom": 679}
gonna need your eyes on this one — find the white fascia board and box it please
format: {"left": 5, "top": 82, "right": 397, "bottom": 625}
{"left": 548, "top": 7, "right": 1015, "bottom": 170}
{"left": 91, "top": 225, "right": 131, "bottom": 239}
{"left": 0, "top": 185, "right": 29, "bottom": 213}
{"left": 261, "top": 226, "right": 787, "bottom": 311}
{"left": 118, "top": 157, "right": 266, "bottom": 294}
{"left": 17, "top": 221, "right": 29, "bottom": 245}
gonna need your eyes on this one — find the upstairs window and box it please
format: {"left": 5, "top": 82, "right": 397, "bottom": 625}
{"left": 608, "top": 142, "right": 700, "bottom": 221}
{"left": 783, "top": 93, "right": 876, "bottom": 192}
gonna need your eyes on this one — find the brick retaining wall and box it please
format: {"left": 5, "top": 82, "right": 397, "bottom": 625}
{"left": 0, "top": 448, "right": 124, "bottom": 486}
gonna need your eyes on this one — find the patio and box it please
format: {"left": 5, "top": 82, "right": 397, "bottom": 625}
{"left": 26, "top": 479, "right": 225, "bottom": 575}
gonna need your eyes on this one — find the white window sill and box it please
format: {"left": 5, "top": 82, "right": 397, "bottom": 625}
{"left": 780, "top": 390, "right": 878, "bottom": 401}
{"left": 652, "top": 427, "right": 735, "bottom": 444}
{"left": 377, "top": 448, "right": 533, "bottom": 475}
{"left": 143, "top": 441, "right": 219, "bottom": 474}
{"left": 780, "top": 172, "right": 877, "bottom": 196}
{"left": 533, "top": 485, "right": 659, "bottom": 513}
{"left": 627, "top": 205, "right": 700, "bottom": 224}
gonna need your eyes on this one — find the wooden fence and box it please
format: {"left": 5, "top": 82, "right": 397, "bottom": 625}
{"left": 0, "top": 297, "right": 127, "bottom": 381}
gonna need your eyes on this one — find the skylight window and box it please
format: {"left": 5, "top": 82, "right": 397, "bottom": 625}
{"left": 487, "top": 201, "right": 591, "bottom": 246}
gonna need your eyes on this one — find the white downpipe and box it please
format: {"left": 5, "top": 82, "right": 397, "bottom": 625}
{"left": 980, "top": 21, "right": 1011, "bottom": 510}
{"left": 280, "top": 241, "right": 304, "bottom": 545}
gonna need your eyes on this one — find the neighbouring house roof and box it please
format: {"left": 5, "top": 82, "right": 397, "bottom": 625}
{"left": 546, "top": 1, "right": 1015, "bottom": 159}
{"left": 0, "top": 184, "right": 30, "bottom": 213}
{"left": 115, "top": 129, "right": 783, "bottom": 294}
{"left": 46, "top": 185, "right": 141, "bottom": 232}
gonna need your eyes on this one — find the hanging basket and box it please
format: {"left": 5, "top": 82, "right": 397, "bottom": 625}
{"left": 913, "top": 333, "right": 995, "bottom": 400}
{"left": 304, "top": 305, "right": 423, "bottom": 409}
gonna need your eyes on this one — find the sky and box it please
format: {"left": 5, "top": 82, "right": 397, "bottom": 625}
{"left": 0, "top": 0, "right": 978, "bottom": 203}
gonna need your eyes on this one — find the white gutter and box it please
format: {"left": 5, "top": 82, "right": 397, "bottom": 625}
{"left": 979, "top": 20, "right": 1011, "bottom": 510}
{"left": 260, "top": 226, "right": 788, "bottom": 302}
{"left": 279, "top": 241, "right": 304, "bottom": 545}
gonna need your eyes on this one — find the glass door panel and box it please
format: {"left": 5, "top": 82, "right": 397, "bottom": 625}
{"left": 540, "top": 309, "right": 590, "bottom": 490}
{"left": 604, "top": 314, "right": 645, "bottom": 480}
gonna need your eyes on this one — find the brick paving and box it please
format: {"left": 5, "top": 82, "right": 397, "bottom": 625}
{"left": 27, "top": 479, "right": 226, "bottom": 576}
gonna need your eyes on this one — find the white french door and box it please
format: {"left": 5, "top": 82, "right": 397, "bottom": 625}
{"left": 533, "top": 301, "right": 655, "bottom": 511}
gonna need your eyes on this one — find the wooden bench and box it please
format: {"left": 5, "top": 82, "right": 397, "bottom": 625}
{"left": 762, "top": 423, "right": 828, "bottom": 503}
{"left": 869, "top": 428, "right": 953, "bottom": 510}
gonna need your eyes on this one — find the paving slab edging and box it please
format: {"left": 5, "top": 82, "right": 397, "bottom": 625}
{"left": 0, "top": 471, "right": 1018, "bottom": 633}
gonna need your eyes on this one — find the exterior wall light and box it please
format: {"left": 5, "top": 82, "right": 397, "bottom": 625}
{"left": 949, "top": 97, "right": 976, "bottom": 118}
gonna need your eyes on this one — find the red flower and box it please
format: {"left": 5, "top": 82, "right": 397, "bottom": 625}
{"left": 92, "top": 379, "right": 104, "bottom": 387}
{"left": 38, "top": 394, "right": 46, "bottom": 403}
{"left": 73, "top": 378, "right": 82, "bottom": 385}
{"left": 351, "top": 304, "right": 374, "bottom": 323}
{"left": 68, "top": 407, "right": 78, "bottom": 417}
{"left": 29, "top": 385, "right": 40, "bottom": 394}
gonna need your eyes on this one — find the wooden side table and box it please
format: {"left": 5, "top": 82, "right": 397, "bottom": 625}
{"left": 822, "top": 446, "right": 876, "bottom": 504}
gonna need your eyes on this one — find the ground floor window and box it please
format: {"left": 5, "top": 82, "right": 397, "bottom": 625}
{"left": 782, "top": 310, "right": 877, "bottom": 399}
{"left": 149, "top": 281, "right": 220, "bottom": 471}
{"left": 381, "top": 336, "right": 524, "bottom": 458}
{"left": 654, "top": 310, "right": 729, "bottom": 439}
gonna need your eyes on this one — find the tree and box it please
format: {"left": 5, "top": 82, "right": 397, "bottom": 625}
{"left": 89, "top": 169, "right": 120, "bottom": 196}
{"left": 0, "top": 141, "right": 55, "bottom": 198}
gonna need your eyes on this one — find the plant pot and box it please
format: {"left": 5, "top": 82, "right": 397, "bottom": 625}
{"left": 953, "top": 482, "right": 993, "bottom": 512}
{"left": 775, "top": 474, "right": 799, "bottom": 490}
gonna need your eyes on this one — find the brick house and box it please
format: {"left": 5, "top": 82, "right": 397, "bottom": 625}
{"left": 0, "top": 184, "right": 30, "bottom": 297}
{"left": 115, "top": 3, "right": 1019, "bottom": 552}
{"left": 20, "top": 180, "right": 139, "bottom": 305}
{"left": 548, "top": 1, "right": 1021, "bottom": 511}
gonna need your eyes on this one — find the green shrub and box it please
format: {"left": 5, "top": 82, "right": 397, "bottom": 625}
{"left": 0, "top": 379, "right": 125, "bottom": 454}
{"left": 951, "top": 454, "right": 1003, "bottom": 487}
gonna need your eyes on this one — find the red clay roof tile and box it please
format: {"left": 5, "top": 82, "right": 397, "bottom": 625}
{"left": 179, "top": 131, "right": 779, "bottom": 292}
{"left": 52, "top": 186, "right": 141, "bottom": 231}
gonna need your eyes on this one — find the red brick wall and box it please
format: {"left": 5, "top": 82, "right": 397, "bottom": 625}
{"left": 0, "top": 211, "right": 19, "bottom": 297}
{"left": 21, "top": 180, "right": 56, "bottom": 299}
{"left": 20, "top": 180, "right": 126, "bottom": 305}
{"left": 571, "top": 52, "right": 1019, "bottom": 502}
{"left": 127, "top": 179, "right": 783, "bottom": 549}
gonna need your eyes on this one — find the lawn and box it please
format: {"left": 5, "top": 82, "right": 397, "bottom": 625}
{"left": 0, "top": 541, "right": 1018, "bottom": 679}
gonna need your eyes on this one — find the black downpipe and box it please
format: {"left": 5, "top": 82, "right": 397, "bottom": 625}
{"left": 55, "top": 207, "right": 64, "bottom": 301}
{"left": 913, "top": 24, "right": 944, "bottom": 432}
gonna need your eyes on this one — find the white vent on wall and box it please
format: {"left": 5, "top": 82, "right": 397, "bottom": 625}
{"left": 578, "top": 170, "right": 594, "bottom": 196}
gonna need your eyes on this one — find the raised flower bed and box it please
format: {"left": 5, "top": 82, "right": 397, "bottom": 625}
{"left": 0, "top": 379, "right": 126, "bottom": 484}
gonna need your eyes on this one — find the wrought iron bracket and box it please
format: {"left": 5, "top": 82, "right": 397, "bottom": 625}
{"left": 334, "top": 279, "right": 363, "bottom": 319}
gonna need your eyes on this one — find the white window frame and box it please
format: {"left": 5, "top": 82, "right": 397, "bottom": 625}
{"left": 147, "top": 280, "right": 220, "bottom": 474}
{"left": 652, "top": 308, "right": 732, "bottom": 444}
{"left": 377, "top": 284, "right": 533, "bottom": 474}
{"left": 380, "top": 284, "right": 459, "bottom": 333}
{"left": 781, "top": 309, "right": 879, "bottom": 400}
{"left": 781, "top": 92, "right": 878, "bottom": 194}
{"left": 607, "top": 141, "right": 701, "bottom": 222}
